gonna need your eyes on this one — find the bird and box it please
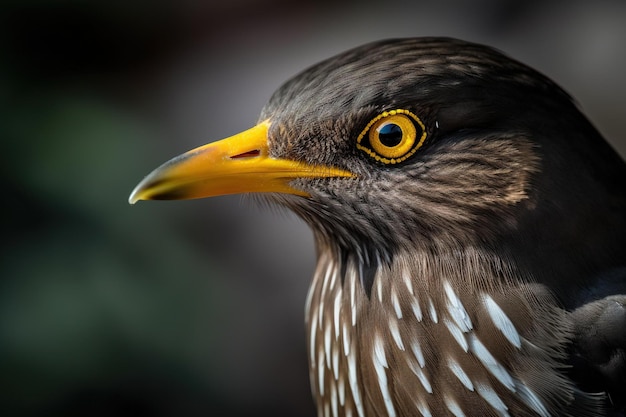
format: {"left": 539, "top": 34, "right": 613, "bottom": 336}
{"left": 129, "top": 38, "right": 626, "bottom": 417}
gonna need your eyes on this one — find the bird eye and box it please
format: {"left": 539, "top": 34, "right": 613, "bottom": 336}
{"left": 377, "top": 123, "right": 403, "bottom": 147}
{"left": 357, "top": 109, "right": 427, "bottom": 164}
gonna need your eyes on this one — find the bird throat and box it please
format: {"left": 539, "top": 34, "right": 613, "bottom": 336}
{"left": 304, "top": 243, "right": 594, "bottom": 417}
{"left": 337, "top": 245, "right": 384, "bottom": 299}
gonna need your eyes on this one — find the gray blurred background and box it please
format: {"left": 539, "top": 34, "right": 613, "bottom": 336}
{"left": 1, "top": 0, "right": 625, "bottom": 416}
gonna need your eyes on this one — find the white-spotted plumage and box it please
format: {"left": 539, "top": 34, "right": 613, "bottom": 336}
{"left": 306, "top": 247, "right": 593, "bottom": 417}
{"left": 349, "top": 268, "right": 357, "bottom": 326}
{"left": 318, "top": 296, "right": 325, "bottom": 331}
{"left": 332, "top": 342, "right": 340, "bottom": 380}
{"left": 515, "top": 380, "right": 551, "bottom": 417}
{"left": 330, "top": 379, "right": 339, "bottom": 417}
{"left": 391, "top": 287, "right": 403, "bottom": 319}
{"left": 338, "top": 372, "right": 346, "bottom": 406}
{"left": 407, "top": 355, "right": 433, "bottom": 393}
{"left": 372, "top": 333, "right": 397, "bottom": 417}
{"left": 416, "top": 399, "right": 432, "bottom": 417}
{"left": 410, "top": 339, "right": 426, "bottom": 368}
{"left": 483, "top": 294, "right": 522, "bottom": 348}
{"left": 444, "top": 395, "right": 466, "bottom": 417}
{"left": 333, "top": 290, "right": 342, "bottom": 340}
{"left": 310, "top": 307, "right": 319, "bottom": 363}
{"left": 347, "top": 345, "right": 365, "bottom": 417}
{"left": 389, "top": 318, "right": 405, "bottom": 350}
{"left": 444, "top": 318, "right": 469, "bottom": 352}
{"left": 448, "top": 356, "right": 475, "bottom": 391}
{"left": 373, "top": 332, "right": 388, "bottom": 368}
{"left": 467, "top": 334, "right": 515, "bottom": 391}
{"left": 427, "top": 297, "right": 438, "bottom": 323}
{"left": 402, "top": 267, "right": 414, "bottom": 295}
{"left": 475, "top": 382, "right": 510, "bottom": 417}
{"left": 411, "top": 298, "right": 423, "bottom": 322}
{"left": 376, "top": 274, "right": 384, "bottom": 303}
{"left": 324, "top": 322, "right": 332, "bottom": 369}
{"left": 444, "top": 280, "right": 473, "bottom": 332}
{"left": 318, "top": 349, "right": 326, "bottom": 396}
{"left": 342, "top": 321, "right": 351, "bottom": 357}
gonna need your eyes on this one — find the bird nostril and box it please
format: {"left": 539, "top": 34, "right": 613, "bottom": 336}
{"left": 231, "top": 150, "right": 261, "bottom": 159}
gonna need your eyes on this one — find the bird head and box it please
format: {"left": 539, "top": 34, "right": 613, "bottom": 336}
{"left": 130, "top": 38, "right": 625, "bottom": 297}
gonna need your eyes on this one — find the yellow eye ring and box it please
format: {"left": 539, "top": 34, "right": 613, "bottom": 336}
{"left": 357, "top": 109, "right": 426, "bottom": 164}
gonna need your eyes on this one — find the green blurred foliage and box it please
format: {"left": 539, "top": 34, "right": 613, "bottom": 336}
{"left": 0, "top": 92, "right": 234, "bottom": 415}
{"left": 0, "top": 4, "right": 232, "bottom": 411}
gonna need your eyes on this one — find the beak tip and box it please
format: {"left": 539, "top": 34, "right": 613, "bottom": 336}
{"left": 128, "top": 190, "right": 140, "bottom": 205}
{"left": 128, "top": 180, "right": 148, "bottom": 205}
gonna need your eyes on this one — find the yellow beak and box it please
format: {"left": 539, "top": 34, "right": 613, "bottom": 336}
{"left": 129, "top": 120, "right": 354, "bottom": 204}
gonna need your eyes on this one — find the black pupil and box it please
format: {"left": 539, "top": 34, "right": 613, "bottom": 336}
{"left": 377, "top": 123, "right": 403, "bottom": 147}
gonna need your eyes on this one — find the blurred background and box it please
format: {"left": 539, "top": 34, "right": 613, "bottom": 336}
{"left": 1, "top": 0, "right": 625, "bottom": 416}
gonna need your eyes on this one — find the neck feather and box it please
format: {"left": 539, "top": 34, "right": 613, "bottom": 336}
{"left": 304, "top": 241, "right": 598, "bottom": 417}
